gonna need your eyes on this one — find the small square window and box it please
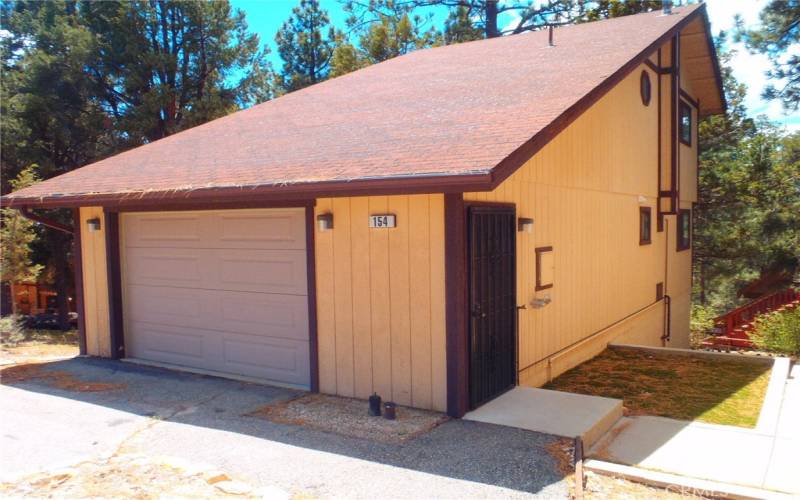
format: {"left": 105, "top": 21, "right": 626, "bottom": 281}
{"left": 679, "top": 100, "right": 692, "bottom": 146}
{"left": 677, "top": 209, "right": 691, "bottom": 251}
{"left": 535, "top": 246, "right": 554, "bottom": 291}
{"left": 639, "top": 207, "right": 652, "bottom": 245}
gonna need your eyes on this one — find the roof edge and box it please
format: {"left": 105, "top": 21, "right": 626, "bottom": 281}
{"left": 489, "top": 4, "right": 716, "bottom": 189}
{"left": 1, "top": 172, "right": 494, "bottom": 209}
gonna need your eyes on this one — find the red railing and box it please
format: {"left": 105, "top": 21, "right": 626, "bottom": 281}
{"left": 704, "top": 288, "right": 800, "bottom": 348}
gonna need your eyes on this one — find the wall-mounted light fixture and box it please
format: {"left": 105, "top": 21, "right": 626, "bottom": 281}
{"left": 317, "top": 213, "right": 334, "bottom": 231}
{"left": 637, "top": 195, "right": 648, "bottom": 205}
{"left": 87, "top": 218, "right": 102, "bottom": 232}
{"left": 518, "top": 217, "right": 534, "bottom": 233}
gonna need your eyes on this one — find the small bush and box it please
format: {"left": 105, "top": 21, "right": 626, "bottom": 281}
{"left": 0, "top": 315, "right": 27, "bottom": 343}
{"left": 690, "top": 304, "right": 717, "bottom": 348}
{"left": 750, "top": 306, "right": 800, "bottom": 356}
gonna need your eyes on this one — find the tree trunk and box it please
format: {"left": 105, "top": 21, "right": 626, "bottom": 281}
{"left": 50, "top": 232, "right": 72, "bottom": 331}
{"left": 9, "top": 282, "right": 17, "bottom": 315}
{"left": 485, "top": 1, "right": 499, "bottom": 38}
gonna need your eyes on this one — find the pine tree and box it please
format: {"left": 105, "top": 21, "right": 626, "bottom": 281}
{"left": 736, "top": 0, "right": 800, "bottom": 111}
{"left": 275, "top": 0, "right": 339, "bottom": 92}
{"left": 0, "top": 167, "right": 44, "bottom": 315}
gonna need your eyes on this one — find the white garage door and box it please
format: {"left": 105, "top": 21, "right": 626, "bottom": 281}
{"left": 121, "top": 208, "right": 310, "bottom": 387}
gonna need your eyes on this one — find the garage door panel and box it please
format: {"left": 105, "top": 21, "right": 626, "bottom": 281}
{"left": 125, "top": 247, "right": 307, "bottom": 295}
{"left": 123, "top": 208, "right": 310, "bottom": 387}
{"left": 127, "top": 321, "right": 310, "bottom": 385}
{"left": 128, "top": 323, "right": 206, "bottom": 362}
{"left": 219, "top": 212, "right": 305, "bottom": 248}
{"left": 127, "top": 285, "right": 308, "bottom": 341}
{"left": 124, "top": 209, "right": 305, "bottom": 250}
{"left": 222, "top": 335, "right": 310, "bottom": 384}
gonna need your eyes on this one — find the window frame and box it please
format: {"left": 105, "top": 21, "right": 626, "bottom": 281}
{"left": 679, "top": 100, "right": 692, "bottom": 146}
{"left": 676, "top": 208, "right": 691, "bottom": 251}
{"left": 640, "top": 70, "right": 652, "bottom": 106}
{"left": 639, "top": 207, "right": 652, "bottom": 245}
{"left": 535, "top": 246, "right": 554, "bottom": 291}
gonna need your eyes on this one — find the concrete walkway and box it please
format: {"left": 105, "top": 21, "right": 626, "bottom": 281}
{"left": 589, "top": 362, "right": 800, "bottom": 495}
{"left": 464, "top": 386, "right": 623, "bottom": 447}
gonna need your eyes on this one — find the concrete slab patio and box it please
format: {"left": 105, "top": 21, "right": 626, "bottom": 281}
{"left": 464, "top": 386, "right": 623, "bottom": 447}
{"left": 588, "top": 361, "right": 800, "bottom": 496}
{"left": 0, "top": 358, "right": 570, "bottom": 498}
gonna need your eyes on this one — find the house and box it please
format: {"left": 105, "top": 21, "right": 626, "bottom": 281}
{"left": 2, "top": 4, "right": 724, "bottom": 417}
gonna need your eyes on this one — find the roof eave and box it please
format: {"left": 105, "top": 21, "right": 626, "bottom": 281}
{"left": 1, "top": 172, "right": 495, "bottom": 210}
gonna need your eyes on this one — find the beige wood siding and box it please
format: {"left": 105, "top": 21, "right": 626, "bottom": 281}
{"left": 679, "top": 45, "right": 699, "bottom": 203}
{"left": 79, "top": 207, "right": 111, "bottom": 357}
{"left": 466, "top": 62, "right": 673, "bottom": 386}
{"left": 314, "top": 194, "right": 447, "bottom": 411}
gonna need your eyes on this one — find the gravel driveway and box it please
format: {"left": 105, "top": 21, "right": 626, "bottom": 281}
{"left": 0, "top": 358, "right": 570, "bottom": 498}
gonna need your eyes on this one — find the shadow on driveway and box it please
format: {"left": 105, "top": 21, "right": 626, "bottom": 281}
{"left": 1, "top": 357, "right": 570, "bottom": 497}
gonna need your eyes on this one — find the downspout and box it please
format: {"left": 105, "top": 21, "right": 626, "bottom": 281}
{"left": 661, "top": 218, "right": 671, "bottom": 345}
{"left": 18, "top": 207, "right": 73, "bottom": 234}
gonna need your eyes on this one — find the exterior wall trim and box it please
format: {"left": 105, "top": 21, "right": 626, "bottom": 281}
{"left": 104, "top": 210, "right": 125, "bottom": 359}
{"left": 445, "top": 193, "right": 469, "bottom": 417}
{"left": 73, "top": 208, "right": 87, "bottom": 355}
{"left": 305, "top": 204, "right": 320, "bottom": 392}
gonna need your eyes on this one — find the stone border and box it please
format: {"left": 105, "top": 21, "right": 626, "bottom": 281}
{"left": 755, "top": 357, "right": 790, "bottom": 434}
{"left": 609, "top": 343, "right": 774, "bottom": 365}
{"left": 584, "top": 459, "right": 794, "bottom": 500}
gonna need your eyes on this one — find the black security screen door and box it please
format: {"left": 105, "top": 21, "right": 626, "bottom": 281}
{"left": 467, "top": 205, "right": 517, "bottom": 409}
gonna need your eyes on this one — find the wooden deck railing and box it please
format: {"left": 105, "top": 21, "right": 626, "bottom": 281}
{"left": 713, "top": 288, "right": 800, "bottom": 337}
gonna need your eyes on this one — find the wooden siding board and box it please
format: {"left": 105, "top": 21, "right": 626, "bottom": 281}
{"left": 409, "top": 195, "right": 433, "bottom": 409}
{"left": 315, "top": 199, "right": 338, "bottom": 394}
{"left": 368, "top": 196, "right": 393, "bottom": 401}
{"left": 388, "top": 196, "right": 412, "bottom": 405}
{"left": 332, "top": 197, "right": 355, "bottom": 397}
{"left": 349, "top": 197, "right": 373, "bottom": 398}
{"left": 429, "top": 195, "right": 447, "bottom": 411}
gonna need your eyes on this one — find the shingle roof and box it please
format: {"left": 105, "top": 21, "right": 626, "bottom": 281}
{"left": 4, "top": 4, "right": 718, "bottom": 208}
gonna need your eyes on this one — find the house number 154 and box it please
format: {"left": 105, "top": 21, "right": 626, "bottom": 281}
{"left": 369, "top": 214, "right": 396, "bottom": 228}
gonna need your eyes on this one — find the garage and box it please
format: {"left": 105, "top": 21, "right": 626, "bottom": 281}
{"left": 120, "top": 208, "right": 311, "bottom": 387}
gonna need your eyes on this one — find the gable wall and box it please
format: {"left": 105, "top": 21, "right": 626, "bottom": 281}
{"left": 465, "top": 59, "right": 675, "bottom": 386}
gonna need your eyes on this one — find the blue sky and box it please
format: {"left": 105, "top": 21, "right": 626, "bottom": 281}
{"left": 232, "top": 0, "right": 799, "bottom": 131}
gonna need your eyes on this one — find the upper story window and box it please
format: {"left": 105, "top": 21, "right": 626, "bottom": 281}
{"left": 679, "top": 100, "right": 692, "bottom": 146}
{"left": 639, "top": 207, "right": 652, "bottom": 245}
{"left": 677, "top": 209, "right": 691, "bottom": 251}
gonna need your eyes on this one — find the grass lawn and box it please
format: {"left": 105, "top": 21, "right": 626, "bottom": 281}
{"left": 544, "top": 348, "right": 772, "bottom": 428}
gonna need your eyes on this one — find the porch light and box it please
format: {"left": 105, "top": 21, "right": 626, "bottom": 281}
{"left": 317, "top": 213, "right": 334, "bottom": 231}
{"left": 518, "top": 217, "right": 534, "bottom": 233}
{"left": 86, "top": 218, "right": 101, "bottom": 232}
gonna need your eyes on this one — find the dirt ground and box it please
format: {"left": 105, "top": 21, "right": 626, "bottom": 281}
{"left": 250, "top": 393, "right": 448, "bottom": 444}
{"left": 0, "top": 329, "right": 79, "bottom": 365}
{"left": 0, "top": 453, "right": 289, "bottom": 499}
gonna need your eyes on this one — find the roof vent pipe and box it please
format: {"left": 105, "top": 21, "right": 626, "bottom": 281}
{"left": 548, "top": 25, "right": 554, "bottom": 47}
{"left": 662, "top": 1, "right": 673, "bottom": 15}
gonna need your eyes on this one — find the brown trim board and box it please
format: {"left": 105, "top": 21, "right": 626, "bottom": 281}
{"left": 72, "top": 209, "right": 87, "bottom": 356}
{"left": 104, "top": 210, "right": 125, "bottom": 359}
{"left": 535, "top": 246, "right": 554, "bottom": 291}
{"left": 445, "top": 193, "right": 469, "bottom": 418}
{"left": 305, "top": 204, "right": 320, "bottom": 392}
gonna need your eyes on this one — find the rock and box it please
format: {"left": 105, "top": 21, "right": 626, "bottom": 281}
{"left": 203, "top": 470, "right": 230, "bottom": 484}
{"left": 214, "top": 480, "right": 253, "bottom": 495}
{"left": 254, "top": 485, "right": 291, "bottom": 500}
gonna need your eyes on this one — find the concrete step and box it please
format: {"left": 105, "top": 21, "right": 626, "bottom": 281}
{"left": 463, "top": 386, "right": 622, "bottom": 447}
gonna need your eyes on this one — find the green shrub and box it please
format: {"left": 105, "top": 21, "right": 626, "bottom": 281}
{"left": 690, "top": 304, "right": 718, "bottom": 348}
{"left": 750, "top": 306, "right": 800, "bottom": 356}
{"left": 0, "top": 315, "right": 27, "bottom": 343}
